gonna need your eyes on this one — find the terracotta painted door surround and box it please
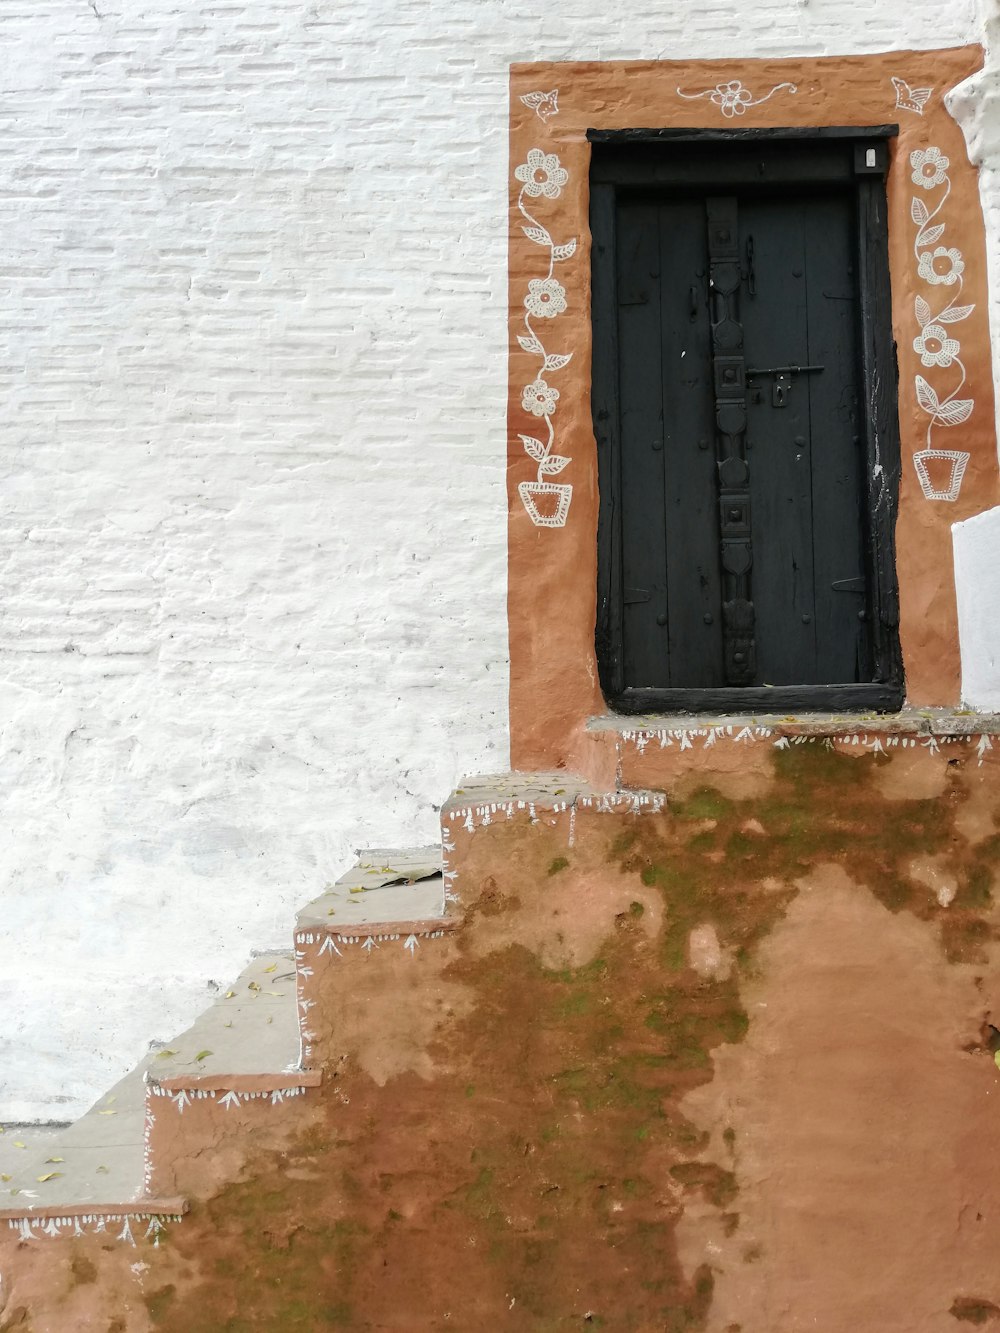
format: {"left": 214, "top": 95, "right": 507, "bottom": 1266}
{"left": 508, "top": 48, "right": 998, "bottom": 771}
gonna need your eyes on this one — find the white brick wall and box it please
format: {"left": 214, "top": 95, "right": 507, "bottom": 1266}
{"left": 0, "top": 0, "right": 993, "bottom": 1120}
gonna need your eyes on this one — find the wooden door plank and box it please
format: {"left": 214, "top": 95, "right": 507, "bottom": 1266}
{"left": 801, "top": 189, "right": 871, "bottom": 683}
{"left": 617, "top": 199, "right": 670, "bottom": 688}
{"left": 658, "top": 197, "right": 723, "bottom": 687}
{"left": 740, "top": 196, "right": 816, "bottom": 685}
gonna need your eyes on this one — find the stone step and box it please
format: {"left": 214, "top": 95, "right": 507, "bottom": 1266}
{"left": 1, "top": 950, "right": 321, "bottom": 1239}
{"left": 585, "top": 707, "right": 1000, "bottom": 793}
{"left": 296, "top": 844, "right": 447, "bottom": 933}
{"left": 441, "top": 772, "right": 668, "bottom": 907}
{"left": 146, "top": 949, "right": 316, "bottom": 1095}
{"left": 294, "top": 847, "right": 457, "bottom": 1068}
{"left": 143, "top": 949, "right": 322, "bottom": 1198}
{"left": 0, "top": 1057, "right": 184, "bottom": 1242}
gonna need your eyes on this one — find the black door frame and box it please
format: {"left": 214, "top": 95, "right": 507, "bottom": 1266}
{"left": 589, "top": 125, "right": 904, "bottom": 715}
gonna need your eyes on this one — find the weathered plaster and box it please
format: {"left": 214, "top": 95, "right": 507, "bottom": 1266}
{"left": 4, "top": 743, "right": 1000, "bottom": 1328}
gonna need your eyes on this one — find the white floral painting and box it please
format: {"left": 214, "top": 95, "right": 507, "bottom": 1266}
{"left": 909, "top": 146, "right": 974, "bottom": 502}
{"left": 676, "top": 78, "right": 796, "bottom": 117}
{"left": 519, "top": 89, "right": 559, "bottom": 122}
{"left": 513, "top": 147, "right": 577, "bottom": 528}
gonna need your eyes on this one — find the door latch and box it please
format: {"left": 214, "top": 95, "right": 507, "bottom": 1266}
{"left": 744, "top": 363, "right": 825, "bottom": 410}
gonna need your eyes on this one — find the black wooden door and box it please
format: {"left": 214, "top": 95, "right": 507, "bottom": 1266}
{"left": 592, "top": 131, "right": 903, "bottom": 714}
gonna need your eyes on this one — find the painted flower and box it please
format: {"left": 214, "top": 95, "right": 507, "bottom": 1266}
{"left": 913, "top": 323, "right": 959, "bottom": 367}
{"left": 519, "top": 89, "right": 559, "bottom": 122}
{"left": 910, "top": 146, "right": 949, "bottom": 189}
{"left": 522, "top": 378, "right": 559, "bottom": 417}
{"left": 515, "top": 148, "right": 568, "bottom": 199}
{"left": 524, "top": 277, "right": 567, "bottom": 319}
{"left": 917, "top": 246, "right": 964, "bottom": 286}
{"left": 710, "top": 81, "right": 753, "bottom": 117}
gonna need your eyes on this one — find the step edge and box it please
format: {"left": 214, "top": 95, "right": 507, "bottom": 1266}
{"left": 147, "top": 1070, "right": 322, "bottom": 1093}
{"left": 0, "top": 1197, "right": 187, "bottom": 1222}
{"left": 293, "top": 916, "right": 460, "bottom": 940}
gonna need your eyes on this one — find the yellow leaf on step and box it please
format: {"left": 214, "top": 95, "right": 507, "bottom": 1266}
{"left": 97, "top": 1166, "right": 109, "bottom": 1174}
{"left": 13, "top": 1142, "right": 25, "bottom": 1149}
{"left": 45, "top": 1157, "right": 64, "bottom": 1163}
{"left": 248, "top": 982, "right": 260, "bottom": 992}
{"left": 0, "top": 1175, "right": 9, "bottom": 1182}
{"left": 225, "top": 990, "right": 235, "bottom": 998}
{"left": 195, "top": 1050, "right": 212, "bottom": 1063}
{"left": 37, "top": 1172, "right": 63, "bottom": 1182}
{"left": 156, "top": 1049, "right": 178, "bottom": 1060}
{"left": 98, "top": 1110, "right": 117, "bottom": 1116}
{"left": 263, "top": 963, "right": 277, "bottom": 973}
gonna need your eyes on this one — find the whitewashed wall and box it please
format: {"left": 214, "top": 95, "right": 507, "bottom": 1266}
{"left": 0, "top": 0, "right": 994, "bottom": 1121}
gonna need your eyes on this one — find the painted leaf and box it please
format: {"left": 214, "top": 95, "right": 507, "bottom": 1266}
{"left": 543, "top": 353, "right": 573, "bottom": 372}
{"left": 552, "top": 239, "right": 577, "bottom": 261}
{"left": 540, "top": 455, "right": 571, "bottom": 475}
{"left": 522, "top": 225, "right": 552, "bottom": 246}
{"left": 919, "top": 223, "right": 945, "bottom": 246}
{"left": 915, "top": 375, "right": 940, "bottom": 414}
{"left": 935, "top": 398, "right": 973, "bottom": 426}
{"left": 911, "top": 197, "right": 929, "bottom": 226}
{"left": 936, "top": 303, "right": 975, "bottom": 324}
{"left": 519, "top": 434, "right": 547, "bottom": 462}
{"left": 517, "top": 333, "right": 543, "bottom": 355}
{"left": 915, "top": 295, "right": 931, "bottom": 328}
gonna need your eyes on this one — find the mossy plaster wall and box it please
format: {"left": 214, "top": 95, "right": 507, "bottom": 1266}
{"left": 508, "top": 46, "right": 1000, "bottom": 769}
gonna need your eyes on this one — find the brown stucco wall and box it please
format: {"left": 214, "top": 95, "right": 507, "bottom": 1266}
{"left": 508, "top": 47, "right": 998, "bottom": 771}
{"left": 5, "top": 741, "right": 1000, "bottom": 1330}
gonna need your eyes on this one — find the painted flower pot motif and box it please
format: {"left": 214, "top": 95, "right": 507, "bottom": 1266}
{"left": 518, "top": 480, "right": 572, "bottom": 528}
{"left": 909, "top": 145, "right": 975, "bottom": 502}
{"left": 913, "top": 448, "right": 969, "bottom": 502}
{"left": 513, "top": 147, "right": 577, "bottom": 529}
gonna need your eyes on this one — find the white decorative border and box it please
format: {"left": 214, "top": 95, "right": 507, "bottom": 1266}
{"left": 676, "top": 79, "right": 796, "bottom": 117}
{"left": 892, "top": 76, "right": 932, "bottom": 116}
{"left": 617, "top": 724, "right": 994, "bottom": 766}
{"left": 6, "top": 1212, "right": 181, "bottom": 1246}
{"left": 513, "top": 148, "right": 576, "bottom": 528}
{"left": 519, "top": 89, "right": 559, "bottom": 121}
{"left": 147, "top": 1084, "right": 308, "bottom": 1114}
{"left": 909, "top": 146, "right": 974, "bottom": 501}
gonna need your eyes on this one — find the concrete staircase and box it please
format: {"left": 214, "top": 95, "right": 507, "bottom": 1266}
{"left": 0, "top": 779, "right": 650, "bottom": 1248}
{"left": 0, "top": 847, "right": 449, "bottom": 1246}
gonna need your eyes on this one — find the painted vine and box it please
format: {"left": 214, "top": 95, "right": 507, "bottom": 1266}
{"left": 910, "top": 145, "right": 974, "bottom": 501}
{"left": 513, "top": 146, "right": 576, "bottom": 528}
